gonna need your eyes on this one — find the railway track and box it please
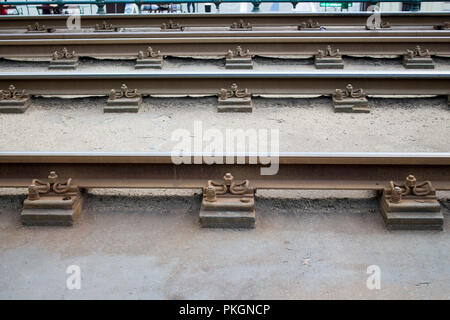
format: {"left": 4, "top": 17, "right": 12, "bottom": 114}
{"left": 0, "top": 12, "right": 449, "bottom": 30}
{"left": 0, "top": 152, "right": 449, "bottom": 229}
{"left": 1, "top": 12, "right": 449, "bottom": 230}
{"left": 1, "top": 35, "right": 449, "bottom": 59}
{"left": 1, "top": 71, "right": 449, "bottom": 96}
{"left": 1, "top": 152, "right": 449, "bottom": 189}
{"left": 1, "top": 31, "right": 449, "bottom": 59}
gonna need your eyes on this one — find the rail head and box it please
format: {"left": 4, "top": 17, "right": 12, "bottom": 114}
{"left": 1, "top": 71, "right": 450, "bottom": 79}
{"left": 0, "top": 152, "right": 449, "bottom": 165}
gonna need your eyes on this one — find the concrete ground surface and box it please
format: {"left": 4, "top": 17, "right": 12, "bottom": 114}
{"left": 0, "top": 96, "right": 449, "bottom": 152}
{"left": 0, "top": 192, "right": 449, "bottom": 300}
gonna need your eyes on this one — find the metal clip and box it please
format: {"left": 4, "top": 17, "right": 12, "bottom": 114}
{"left": 27, "top": 171, "right": 74, "bottom": 201}
{"left": 0, "top": 85, "right": 28, "bottom": 101}
{"left": 226, "top": 46, "right": 251, "bottom": 59}
{"left": 161, "top": 20, "right": 184, "bottom": 31}
{"left": 388, "top": 175, "right": 434, "bottom": 203}
{"left": 298, "top": 19, "right": 321, "bottom": 29}
{"left": 316, "top": 45, "right": 341, "bottom": 59}
{"left": 137, "top": 47, "right": 161, "bottom": 59}
{"left": 205, "top": 173, "right": 250, "bottom": 197}
{"left": 219, "top": 84, "right": 251, "bottom": 100}
{"left": 52, "top": 48, "right": 77, "bottom": 60}
{"left": 406, "top": 46, "right": 431, "bottom": 59}
{"left": 27, "top": 22, "right": 54, "bottom": 33}
{"left": 95, "top": 21, "right": 118, "bottom": 31}
{"left": 109, "top": 84, "right": 141, "bottom": 100}
{"left": 230, "top": 20, "right": 252, "bottom": 30}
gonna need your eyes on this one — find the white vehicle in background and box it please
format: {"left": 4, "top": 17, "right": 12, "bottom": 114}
{"left": 124, "top": 3, "right": 139, "bottom": 14}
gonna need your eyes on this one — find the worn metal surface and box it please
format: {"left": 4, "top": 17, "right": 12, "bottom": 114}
{"left": 0, "top": 12, "right": 449, "bottom": 30}
{"left": 0, "top": 152, "right": 449, "bottom": 191}
{"left": 1, "top": 34, "right": 449, "bottom": 59}
{"left": 0, "top": 72, "right": 449, "bottom": 96}
{"left": 2, "top": 29, "right": 449, "bottom": 39}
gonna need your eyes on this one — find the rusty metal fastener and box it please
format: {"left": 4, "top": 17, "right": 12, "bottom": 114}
{"left": 390, "top": 186, "right": 402, "bottom": 203}
{"left": 230, "top": 19, "right": 252, "bottom": 30}
{"left": 161, "top": 20, "right": 184, "bottom": 31}
{"left": 226, "top": 46, "right": 251, "bottom": 59}
{"left": 0, "top": 85, "right": 28, "bottom": 101}
{"left": 52, "top": 48, "right": 77, "bottom": 60}
{"left": 27, "top": 22, "right": 54, "bottom": 32}
{"left": 206, "top": 173, "right": 250, "bottom": 196}
{"left": 95, "top": 21, "right": 116, "bottom": 31}
{"left": 28, "top": 171, "right": 74, "bottom": 199}
{"left": 27, "top": 184, "right": 40, "bottom": 201}
{"left": 334, "top": 84, "right": 366, "bottom": 100}
{"left": 109, "top": 84, "right": 141, "bottom": 100}
{"left": 137, "top": 46, "right": 161, "bottom": 59}
{"left": 316, "top": 45, "right": 341, "bottom": 59}
{"left": 298, "top": 19, "right": 321, "bottom": 29}
{"left": 204, "top": 185, "right": 217, "bottom": 202}
{"left": 219, "top": 84, "right": 251, "bottom": 100}
{"left": 406, "top": 46, "right": 431, "bottom": 59}
{"left": 388, "top": 175, "right": 433, "bottom": 200}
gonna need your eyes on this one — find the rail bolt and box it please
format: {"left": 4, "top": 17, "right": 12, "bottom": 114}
{"left": 405, "top": 175, "right": 417, "bottom": 188}
{"left": 390, "top": 186, "right": 402, "bottom": 204}
{"left": 28, "top": 184, "right": 40, "bottom": 201}
{"left": 204, "top": 185, "right": 217, "bottom": 202}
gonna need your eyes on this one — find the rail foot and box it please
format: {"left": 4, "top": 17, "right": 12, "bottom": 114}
{"left": 105, "top": 84, "right": 142, "bottom": 113}
{"left": 379, "top": 175, "right": 443, "bottom": 231}
{"left": 218, "top": 83, "right": 252, "bottom": 112}
{"left": 0, "top": 85, "right": 30, "bottom": 113}
{"left": 332, "top": 84, "right": 369, "bottom": 113}
{"left": 200, "top": 173, "right": 255, "bottom": 228}
{"left": 21, "top": 171, "right": 83, "bottom": 226}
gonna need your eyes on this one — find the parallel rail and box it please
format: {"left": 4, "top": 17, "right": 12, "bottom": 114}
{"left": 1, "top": 72, "right": 449, "bottom": 96}
{"left": 0, "top": 152, "right": 449, "bottom": 190}
{"left": 1, "top": 12, "right": 449, "bottom": 29}
{"left": 1, "top": 32, "right": 449, "bottom": 58}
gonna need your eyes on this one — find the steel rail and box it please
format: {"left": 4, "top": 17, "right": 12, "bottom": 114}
{"left": 2, "top": 30, "right": 449, "bottom": 39}
{"left": 0, "top": 152, "right": 449, "bottom": 190}
{"left": 1, "top": 71, "right": 449, "bottom": 96}
{"left": 1, "top": 12, "right": 449, "bottom": 30}
{"left": 1, "top": 33, "right": 449, "bottom": 59}
{"left": 2, "top": 29, "right": 449, "bottom": 39}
